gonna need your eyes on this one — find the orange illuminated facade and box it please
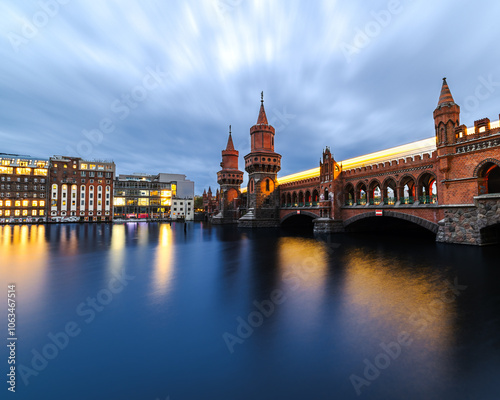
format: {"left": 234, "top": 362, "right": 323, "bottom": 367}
{"left": 0, "top": 154, "right": 49, "bottom": 223}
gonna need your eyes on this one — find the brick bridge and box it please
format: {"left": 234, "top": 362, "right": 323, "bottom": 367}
{"left": 276, "top": 79, "right": 500, "bottom": 245}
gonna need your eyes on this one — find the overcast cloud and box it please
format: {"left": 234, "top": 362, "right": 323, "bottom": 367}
{"left": 1, "top": 0, "right": 500, "bottom": 193}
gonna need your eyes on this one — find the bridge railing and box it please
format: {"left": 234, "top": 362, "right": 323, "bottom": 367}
{"left": 418, "top": 195, "right": 438, "bottom": 204}
{"left": 401, "top": 196, "right": 414, "bottom": 205}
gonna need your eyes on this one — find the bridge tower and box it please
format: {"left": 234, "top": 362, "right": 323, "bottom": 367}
{"left": 213, "top": 126, "right": 244, "bottom": 224}
{"left": 313, "top": 147, "right": 345, "bottom": 233}
{"left": 434, "top": 78, "right": 461, "bottom": 183}
{"left": 239, "top": 92, "right": 282, "bottom": 227}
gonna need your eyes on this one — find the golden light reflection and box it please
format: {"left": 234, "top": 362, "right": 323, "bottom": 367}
{"left": 153, "top": 224, "right": 174, "bottom": 297}
{"left": 339, "top": 248, "right": 456, "bottom": 361}
{"left": 0, "top": 225, "right": 48, "bottom": 312}
{"left": 108, "top": 224, "right": 126, "bottom": 277}
{"left": 278, "top": 237, "right": 328, "bottom": 330}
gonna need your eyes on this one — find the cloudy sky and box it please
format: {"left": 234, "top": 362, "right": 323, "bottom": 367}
{"left": 1, "top": 0, "right": 499, "bottom": 193}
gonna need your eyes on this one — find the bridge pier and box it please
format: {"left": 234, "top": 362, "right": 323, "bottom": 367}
{"left": 313, "top": 218, "right": 345, "bottom": 234}
{"left": 437, "top": 194, "right": 500, "bottom": 245}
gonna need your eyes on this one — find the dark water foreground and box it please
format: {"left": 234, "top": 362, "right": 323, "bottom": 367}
{"left": 1, "top": 222, "right": 499, "bottom": 400}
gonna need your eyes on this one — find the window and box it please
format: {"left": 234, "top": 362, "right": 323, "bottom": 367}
{"left": 22, "top": 200, "right": 29, "bottom": 207}
{"left": 81, "top": 163, "right": 88, "bottom": 169}
{"left": 40, "top": 201, "right": 45, "bottom": 207}
{"left": 15, "top": 200, "right": 21, "bottom": 207}
{"left": 32, "top": 210, "right": 37, "bottom": 216}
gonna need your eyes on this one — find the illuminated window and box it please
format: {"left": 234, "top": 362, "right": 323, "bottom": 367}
{"left": 73, "top": 165, "right": 77, "bottom": 169}
{"left": 81, "top": 163, "right": 88, "bottom": 169}
{"left": 62, "top": 201, "right": 66, "bottom": 206}
{"left": 34, "top": 169, "right": 47, "bottom": 176}
{"left": 0, "top": 200, "right": 2, "bottom": 207}
{"left": 22, "top": 200, "right": 29, "bottom": 207}
{"left": 32, "top": 210, "right": 37, "bottom": 216}
{"left": 36, "top": 162, "right": 46, "bottom": 168}
{"left": 0, "top": 167, "right": 14, "bottom": 174}
{"left": 54, "top": 163, "right": 58, "bottom": 168}
{"left": 15, "top": 210, "right": 20, "bottom": 216}
{"left": 160, "top": 190, "right": 172, "bottom": 197}
{"left": 113, "top": 197, "right": 126, "bottom": 206}
{"left": 138, "top": 198, "right": 149, "bottom": 206}
{"left": 40, "top": 200, "right": 45, "bottom": 207}
{"left": 15, "top": 200, "right": 21, "bottom": 207}
{"left": 0, "top": 210, "right": 2, "bottom": 216}
{"left": 160, "top": 198, "right": 171, "bottom": 206}
{"left": 5, "top": 200, "right": 11, "bottom": 207}
{"left": 64, "top": 164, "right": 67, "bottom": 168}
{"left": 32, "top": 200, "right": 38, "bottom": 207}
{"left": 19, "top": 161, "right": 28, "bottom": 167}
{"left": 90, "top": 164, "right": 96, "bottom": 170}
{"left": 22, "top": 210, "right": 28, "bottom": 216}
{"left": 39, "top": 210, "right": 45, "bottom": 216}
{"left": 1, "top": 160, "right": 11, "bottom": 166}
{"left": 5, "top": 210, "right": 10, "bottom": 217}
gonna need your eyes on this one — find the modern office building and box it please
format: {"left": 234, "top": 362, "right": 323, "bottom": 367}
{"left": 0, "top": 153, "right": 49, "bottom": 223}
{"left": 49, "top": 156, "right": 115, "bottom": 222}
{"left": 113, "top": 173, "right": 194, "bottom": 219}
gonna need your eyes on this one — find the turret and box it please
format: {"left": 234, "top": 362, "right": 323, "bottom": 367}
{"left": 434, "top": 78, "right": 460, "bottom": 147}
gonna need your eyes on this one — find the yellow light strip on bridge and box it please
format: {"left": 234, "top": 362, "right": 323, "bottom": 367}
{"left": 240, "top": 119, "right": 499, "bottom": 191}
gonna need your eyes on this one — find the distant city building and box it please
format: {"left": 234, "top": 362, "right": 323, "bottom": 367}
{"left": 171, "top": 198, "right": 194, "bottom": 220}
{"left": 113, "top": 173, "right": 194, "bottom": 219}
{"left": 49, "top": 156, "right": 115, "bottom": 222}
{"left": 0, "top": 153, "right": 49, "bottom": 223}
{"left": 202, "top": 187, "right": 219, "bottom": 216}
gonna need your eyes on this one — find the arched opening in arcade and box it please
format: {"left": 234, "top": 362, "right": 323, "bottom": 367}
{"left": 292, "top": 192, "right": 298, "bottom": 206}
{"left": 399, "top": 176, "right": 416, "bottom": 204}
{"left": 383, "top": 178, "right": 397, "bottom": 205}
{"left": 312, "top": 189, "right": 319, "bottom": 205}
{"left": 477, "top": 161, "right": 500, "bottom": 194}
{"left": 344, "top": 183, "right": 354, "bottom": 206}
{"left": 417, "top": 173, "right": 438, "bottom": 204}
{"left": 281, "top": 194, "right": 286, "bottom": 207}
{"left": 298, "top": 192, "right": 304, "bottom": 207}
{"left": 286, "top": 193, "right": 292, "bottom": 207}
{"left": 369, "top": 180, "right": 382, "bottom": 205}
{"left": 479, "top": 223, "right": 500, "bottom": 245}
{"left": 305, "top": 191, "right": 311, "bottom": 206}
{"left": 356, "top": 182, "right": 367, "bottom": 205}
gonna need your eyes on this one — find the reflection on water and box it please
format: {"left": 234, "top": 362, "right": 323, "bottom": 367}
{"left": 153, "top": 223, "right": 174, "bottom": 298}
{"left": 0, "top": 225, "right": 48, "bottom": 310}
{"left": 1, "top": 223, "right": 498, "bottom": 400}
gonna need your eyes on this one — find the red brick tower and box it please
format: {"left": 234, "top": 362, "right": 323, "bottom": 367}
{"left": 217, "top": 126, "right": 244, "bottom": 203}
{"left": 434, "top": 78, "right": 460, "bottom": 183}
{"left": 239, "top": 92, "right": 282, "bottom": 227}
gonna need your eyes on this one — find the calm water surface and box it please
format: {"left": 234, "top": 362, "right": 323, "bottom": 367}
{"left": 1, "top": 222, "right": 499, "bottom": 400}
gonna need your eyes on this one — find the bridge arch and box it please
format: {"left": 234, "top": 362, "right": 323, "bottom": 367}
{"left": 344, "top": 211, "right": 439, "bottom": 234}
{"left": 280, "top": 210, "right": 318, "bottom": 227}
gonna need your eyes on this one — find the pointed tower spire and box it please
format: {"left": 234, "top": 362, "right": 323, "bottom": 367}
{"left": 225, "top": 125, "right": 235, "bottom": 151}
{"left": 437, "top": 77, "right": 456, "bottom": 106}
{"left": 257, "top": 91, "right": 268, "bottom": 125}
